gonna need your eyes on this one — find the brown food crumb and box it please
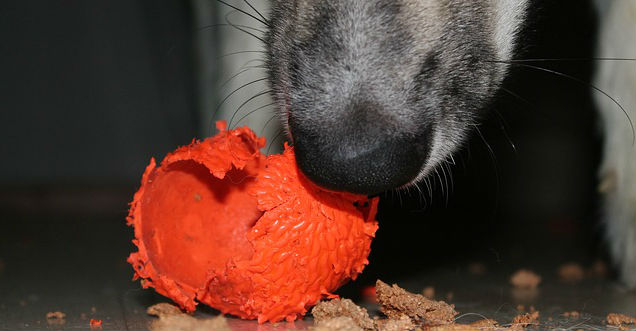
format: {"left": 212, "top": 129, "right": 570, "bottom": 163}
{"left": 46, "top": 311, "right": 66, "bottom": 319}
{"left": 146, "top": 303, "right": 230, "bottom": 331}
{"left": 606, "top": 313, "right": 636, "bottom": 327}
{"left": 511, "top": 311, "right": 539, "bottom": 327}
{"left": 510, "top": 288, "right": 539, "bottom": 303}
{"left": 311, "top": 317, "right": 364, "bottom": 331}
{"left": 375, "top": 280, "right": 457, "bottom": 326}
{"left": 558, "top": 263, "right": 585, "bottom": 283}
{"left": 312, "top": 298, "right": 375, "bottom": 331}
{"left": 147, "top": 303, "right": 182, "bottom": 317}
{"left": 422, "top": 286, "right": 435, "bottom": 300}
{"left": 562, "top": 311, "right": 580, "bottom": 319}
{"left": 468, "top": 262, "right": 487, "bottom": 275}
{"left": 426, "top": 319, "right": 498, "bottom": 331}
{"left": 470, "top": 319, "right": 499, "bottom": 329}
{"left": 510, "top": 270, "right": 541, "bottom": 289}
{"left": 46, "top": 311, "right": 66, "bottom": 326}
{"left": 426, "top": 324, "right": 478, "bottom": 331}
{"left": 588, "top": 260, "right": 608, "bottom": 278}
{"left": 374, "top": 315, "right": 416, "bottom": 331}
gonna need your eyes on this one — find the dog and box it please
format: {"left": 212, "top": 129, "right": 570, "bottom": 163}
{"left": 213, "top": 0, "right": 635, "bottom": 288}
{"left": 593, "top": 0, "right": 636, "bottom": 288}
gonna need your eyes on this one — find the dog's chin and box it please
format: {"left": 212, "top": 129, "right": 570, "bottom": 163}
{"left": 396, "top": 127, "right": 465, "bottom": 193}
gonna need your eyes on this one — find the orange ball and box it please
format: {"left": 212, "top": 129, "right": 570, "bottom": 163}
{"left": 127, "top": 122, "right": 379, "bottom": 323}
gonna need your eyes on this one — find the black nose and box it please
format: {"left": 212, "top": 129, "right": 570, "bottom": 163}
{"left": 292, "top": 130, "right": 429, "bottom": 195}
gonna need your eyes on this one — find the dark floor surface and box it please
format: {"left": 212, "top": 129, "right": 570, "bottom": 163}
{"left": 0, "top": 188, "right": 634, "bottom": 331}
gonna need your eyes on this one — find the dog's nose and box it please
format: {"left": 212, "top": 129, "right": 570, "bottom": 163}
{"left": 292, "top": 131, "right": 428, "bottom": 195}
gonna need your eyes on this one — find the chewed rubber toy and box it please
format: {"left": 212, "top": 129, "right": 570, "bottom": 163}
{"left": 127, "top": 122, "right": 379, "bottom": 323}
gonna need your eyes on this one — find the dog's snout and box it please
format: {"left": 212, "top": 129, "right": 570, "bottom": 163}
{"left": 292, "top": 127, "right": 429, "bottom": 195}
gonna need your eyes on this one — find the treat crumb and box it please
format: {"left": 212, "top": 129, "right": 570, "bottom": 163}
{"left": 422, "top": 286, "right": 435, "bottom": 299}
{"left": 426, "top": 319, "right": 499, "bottom": 331}
{"left": 311, "top": 317, "right": 364, "bottom": 331}
{"left": 557, "top": 263, "right": 585, "bottom": 283}
{"left": 469, "top": 319, "right": 499, "bottom": 329}
{"left": 511, "top": 311, "right": 539, "bottom": 327}
{"left": 312, "top": 298, "right": 374, "bottom": 331}
{"left": 562, "top": 311, "right": 580, "bottom": 319}
{"left": 374, "top": 315, "right": 415, "bottom": 331}
{"left": 468, "top": 262, "right": 487, "bottom": 275}
{"left": 588, "top": 260, "right": 608, "bottom": 278}
{"left": 606, "top": 313, "right": 636, "bottom": 329}
{"left": 510, "top": 270, "right": 541, "bottom": 289}
{"left": 46, "top": 311, "right": 66, "bottom": 326}
{"left": 147, "top": 303, "right": 181, "bottom": 317}
{"left": 147, "top": 303, "right": 230, "bottom": 331}
{"left": 375, "top": 280, "right": 457, "bottom": 326}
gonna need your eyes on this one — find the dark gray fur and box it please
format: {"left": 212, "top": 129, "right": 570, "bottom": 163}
{"left": 265, "top": 0, "right": 525, "bottom": 194}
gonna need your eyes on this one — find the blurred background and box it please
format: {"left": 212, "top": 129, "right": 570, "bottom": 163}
{"left": 0, "top": 0, "right": 633, "bottom": 329}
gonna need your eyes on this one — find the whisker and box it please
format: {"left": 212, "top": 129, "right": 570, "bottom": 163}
{"left": 229, "top": 89, "right": 273, "bottom": 128}
{"left": 489, "top": 60, "right": 636, "bottom": 144}
{"left": 198, "top": 22, "right": 266, "bottom": 34}
{"left": 214, "top": 77, "right": 268, "bottom": 119}
{"left": 218, "top": 66, "right": 266, "bottom": 90}
{"left": 492, "top": 109, "right": 517, "bottom": 153}
{"left": 439, "top": 161, "right": 449, "bottom": 206}
{"left": 215, "top": 0, "right": 269, "bottom": 26}
{"left": 412, "top": 181, "right": 426, "bottom": 206}
{"left": 500, "top": 86, "right": 533, "bottom": 108}
{"left": 500, "top": 57, "right": 635, "bottom": 63}
{"left": 267, "top": 129, "right": 286, "bottom": 155}
{"left": 445, "top": 160, "right": 454, "bottom": 195}
{"left": 473, "top": 124, "right": 500, "bottom": 218}
{"left": 424, "top": 176, "right": 433, "bottom": 200}
{"left": 238, "top": 58, "right": 265, "bottom": 67}
{"left": 260, "top": 112, "right": 280, "bottom": 136}
{"left": 224, "top": 11, "right": 266, "bottom": 43}
{"left": 499, "top": 86, "right": 554, "bottom": 123}
{"left": 242, "top": 0, "right": 269, "bottom": 24}
{"left": 231, "top": 102, "right": 276, "bottom": 129}
{"left": 217, "top": 50, "right": 266, "bottom": 60}
{"left": 433, "top": 167, "right": 444, "bottom": 199}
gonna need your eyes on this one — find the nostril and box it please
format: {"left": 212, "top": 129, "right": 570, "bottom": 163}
{"left": 293, "top": 133, "right": 429, "bottom": 195}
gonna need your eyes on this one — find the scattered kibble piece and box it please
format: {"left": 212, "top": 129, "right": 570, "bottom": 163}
{"left": 510, "top": 270, "right": 541, "bottom": 289}
{"left": 558, "top": 263, "right": 585, "bottom": 283}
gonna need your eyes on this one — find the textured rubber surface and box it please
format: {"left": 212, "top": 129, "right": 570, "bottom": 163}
{"left": 127, "top": 122, "right": 379, "bottom": 323}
